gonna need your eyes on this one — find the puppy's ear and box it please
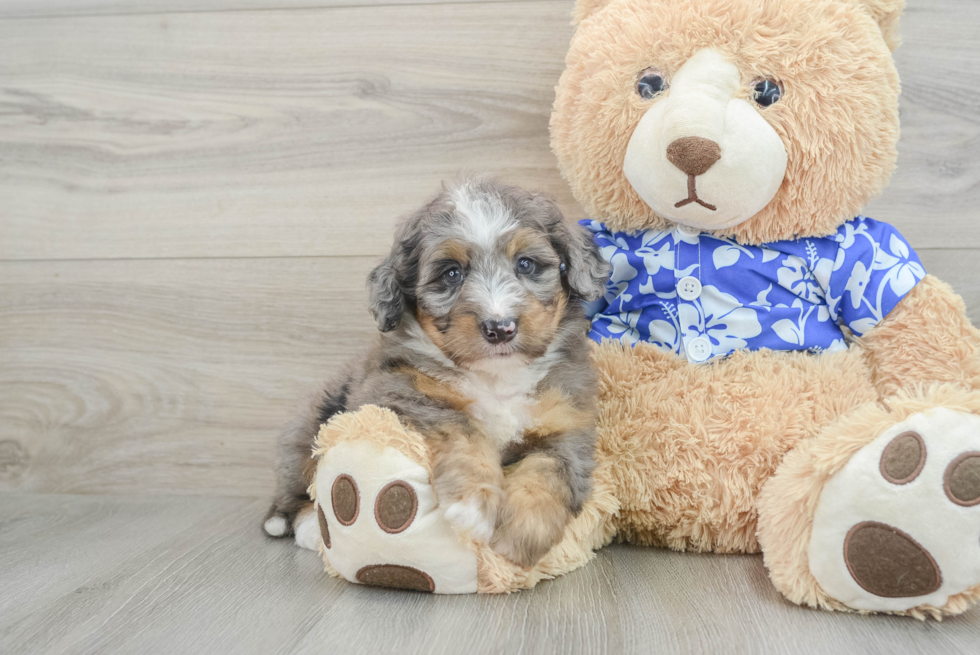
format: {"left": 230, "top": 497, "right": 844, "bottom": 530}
{"left": 367, "top": 254, "right": 404, "bottom": 332}
{"left": 368, "top": 210, "right": 425, "bottom": 332}
{"left": 537, "top": 197, "right": 610, "bottom": 301}
{"left": 562, "top": 222, "right": 611, "bottom": 301}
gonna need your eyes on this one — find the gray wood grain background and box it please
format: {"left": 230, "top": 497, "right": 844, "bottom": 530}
{"left": 1, "top": 0, "right": 979, "bottom": 652}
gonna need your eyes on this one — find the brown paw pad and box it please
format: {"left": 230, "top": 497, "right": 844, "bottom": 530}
{"left": 879, "top": 431, "right": 926, "bottom": 485}
{"left": 332, "top": 474, "right": 359, "bottom": 526}
{"left": 944, "top": 451, "right": 980, "bottom": 507}
{"left": 375, "top": 481, "right": 418, "bottom": 534}
{"left": 317, "top": 504, "right": 331, "bottom": 549}
{"left": 844, "top": 521, "right": 942, "bottom": 598}
{"left": 355, "top": 564, "right": 434, "bottom": 592}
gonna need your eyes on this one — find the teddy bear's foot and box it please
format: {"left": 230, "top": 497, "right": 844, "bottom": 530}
{"left": 312, "top": 437, "right": 479, "bottom": 594}
{"left": 807, "top": 407, "right": 980, "bottom": 614}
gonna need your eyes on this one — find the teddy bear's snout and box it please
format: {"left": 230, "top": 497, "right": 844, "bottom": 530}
{"left": 622, "top": 47, "right": 788, "bottom": 229}
{"left": 666, "top": 136, "right": 721, "bottom": 177}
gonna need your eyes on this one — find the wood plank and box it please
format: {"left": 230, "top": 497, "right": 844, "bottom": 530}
{"left": 1, "top": 250, "right": 978, "bottom": 497}
{"left": 0, "top": 493, "right": 344, "bottom": 655}
{"left": 0, "top": 256, "right": 378, "bottom": 497}
{"left": 0, "top": 493, "right": 977, "bottom": 655}
{"left": 0, "top": 492, "right": 622, "bottom": 655}
{"left": 0, "top": 2, "right": 577, "bottom": 261}
{"left": 0, "top": 0, "right": 527, "bottom": 20}
{"left": 1, "top": 0, "right": 978, "bottom": 262}
{"left": 863, "top": 0, "right": 980, "bottom": 236}
{"left": 609, "top": 545, "right": 980, "bottom": 654}
{"left": 917, "top": 248, "right": 980, "bottom": 315}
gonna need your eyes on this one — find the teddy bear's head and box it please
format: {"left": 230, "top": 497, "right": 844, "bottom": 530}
{"left": 551, "top": 0, "right": 903, "bottom": 244}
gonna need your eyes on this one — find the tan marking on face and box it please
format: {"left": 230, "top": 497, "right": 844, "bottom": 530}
{"left": 417, "top": 310, "right": 447, "bottom": 349}
{"left": 516, "top": 290, "right": 568, "bottom": 359}
{"left": 525, "top": 389, "right": 592, "bottom": 441}
{"left": 431, "top": 239, "right": 470, "bottom": 267}
{"left": 506, "top": 228, "right": 548, "bottom": 259}
{"left": 418, "top": 306, "right": 489, "bottom": 366}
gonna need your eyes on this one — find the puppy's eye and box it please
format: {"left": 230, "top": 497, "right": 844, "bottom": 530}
{"left": 443, "top": 267, "right": 463, "bottom": 284}
{"left": 753, "top": 79, "right": 782, "bottom": 107}
{"left": 516, "top": 258, "right": 536, "bottom": 275}
{"left": 636, "top": 68, "right": 667, "bottom": 100}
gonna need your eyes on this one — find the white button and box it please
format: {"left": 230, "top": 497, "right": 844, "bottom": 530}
{"left": 677, "top": 224, "right": 700, "bottom": 237}
{"left": 677, "top": 276, "right": 702, "bottom": 301}
{"left": 687, "top": 336, "right": 712, "bottom": 363}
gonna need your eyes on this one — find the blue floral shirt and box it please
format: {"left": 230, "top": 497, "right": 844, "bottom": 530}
{"left": 583, "top": 217, "right": 926, "bottom": 364}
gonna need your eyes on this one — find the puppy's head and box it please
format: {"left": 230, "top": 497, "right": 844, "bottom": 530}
{"left": 369, "top": 178, "right": 609, "bottom": 368}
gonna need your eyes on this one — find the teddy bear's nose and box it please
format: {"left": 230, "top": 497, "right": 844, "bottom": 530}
{"left": 666, "top": 136, "right": 722, "bottom": 177}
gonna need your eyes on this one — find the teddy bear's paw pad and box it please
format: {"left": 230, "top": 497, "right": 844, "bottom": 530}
{"left": 356, "top": 564, "right": 434, "bottom": 592}
{"left": 316, "top": 505, "right": 330, "bottom": 548}
{"left": 945, "top": 452, "right": 980, "bottom": 506}
{"left": 879, "top": 431, "right": 926, "bottom": 484}
{"left": 313, "top": 440, "right": 478, "bottom": 594}
{"left": 375, "top": 481, "right": 418, "bottom": 533}
{"left": 809, "top": 408, "right": 980, "bottom": 612}
{"left": 843, "top": 522, "right": 941, "bottom": 598}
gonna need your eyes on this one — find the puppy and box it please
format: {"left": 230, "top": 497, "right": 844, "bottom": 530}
{"left": 263, "top": 177, "right": 610, "bottom": 567}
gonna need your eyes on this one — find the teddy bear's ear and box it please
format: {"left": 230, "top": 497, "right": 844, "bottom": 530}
{"left": 572, "top": 0, "right": 614, "bottom": 25}
{"left": 855, "top": 0, "right": 905, "bottom": 51}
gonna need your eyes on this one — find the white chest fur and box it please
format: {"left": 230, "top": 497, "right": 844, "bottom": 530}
{"left": 457, "top": 357, "right": 550, "bottom": 446}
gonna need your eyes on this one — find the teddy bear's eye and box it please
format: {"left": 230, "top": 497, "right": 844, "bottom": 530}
{"left": 753, "top": 79, "right": 783, "bottom": 107}
{"left": 636, "top": 68, "right": 668, "bottom": 100}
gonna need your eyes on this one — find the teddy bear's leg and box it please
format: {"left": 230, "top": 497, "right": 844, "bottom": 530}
{"left": 590, "top": 339, "right": 879, "bottom": 553}
{"left": 758, "top": 386, "right": 980, "bottom": 619}
{"left": 310, "top": 406, "right": 479, "bottom": 594}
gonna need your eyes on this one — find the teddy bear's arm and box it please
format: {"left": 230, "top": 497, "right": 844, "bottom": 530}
{"left": 856, "top": 275, "right": 980, "bottom": 397}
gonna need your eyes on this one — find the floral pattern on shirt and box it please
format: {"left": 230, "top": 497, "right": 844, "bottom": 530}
{"left": 583, "top": 217, "right": 925, "bottom": 364}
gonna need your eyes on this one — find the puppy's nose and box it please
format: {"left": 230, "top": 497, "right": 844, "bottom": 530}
{"left": 666, "top": 136, "right": 721, "bottom": 177}
{"left": 481, "top": 318, "right": 518, "bottom": 344}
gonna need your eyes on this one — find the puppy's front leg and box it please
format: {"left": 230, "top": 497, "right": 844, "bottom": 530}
{"left": 491, "top": 453, "right": 574, "bottom": 568}
{"left": 431, "top": 431, "right": 505, "bottom": 543}
{"left": 493, "top": 426, "right": 595, "bottom": 568}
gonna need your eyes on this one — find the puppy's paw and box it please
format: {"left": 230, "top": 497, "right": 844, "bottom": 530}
{"left": 263, "top": 504, "right": 296, "bottom": 538}
{"left": 442, "top": 487, "right": 503, "bottom": 543}
{"left": 293, "top": 505, "right": 321, "bottom": 552}
{"left": 263, "top": 514, "right": 289, "bottom": 537}
{"left": 490, "top": 507, "right": 565, "bottom": 569}
{"left": 489, "top": 453, "right": 574, "bottom": 568}
{"left": 490, "top": 529, "right": 550, "bottom": 569}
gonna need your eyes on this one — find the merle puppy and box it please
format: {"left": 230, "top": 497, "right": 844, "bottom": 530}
{"left": 264, "top": 177, "right": 609, "bottom": 567}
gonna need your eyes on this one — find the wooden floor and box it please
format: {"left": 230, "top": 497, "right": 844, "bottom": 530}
{"left": 1, "top": 0, "right": 979, "bottom": 653}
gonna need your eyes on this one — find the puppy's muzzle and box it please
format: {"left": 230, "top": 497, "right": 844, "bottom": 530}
{"left": 481, "top": 318, "right": 518, "bottom": 344}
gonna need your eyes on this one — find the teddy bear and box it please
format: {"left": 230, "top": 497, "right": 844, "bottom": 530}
{"left": 307, "top": 0, "right": 980, "bottom": 618}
